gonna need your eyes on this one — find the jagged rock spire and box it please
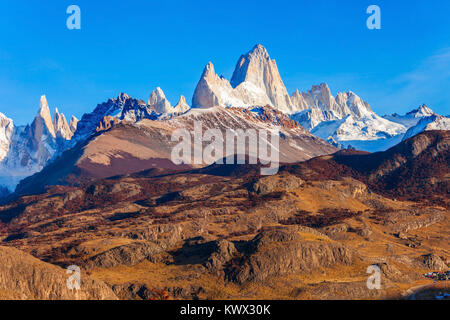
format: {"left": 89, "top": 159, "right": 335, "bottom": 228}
{"left": 69, "top": 116, "right": 79, "bottom": 133}
{"left": 230, "top": 44, "right": 295, "bottom": 113}
{"left": 38, "top": 95, "right": 56, "bottom": 138}
{"left": 192, "top": 45, "right": 295, "bottom": 113}
{"left": 147, "top": 87, "right": 174, "bottom": 114}
{"left": 53, "top": 108, "right": 73, "bottom": 140}
{"left": 173, "top": 95, "right": 190, "bottom": 114}
{"left": 192, "top": 62, "right": 231, "bottom": 109}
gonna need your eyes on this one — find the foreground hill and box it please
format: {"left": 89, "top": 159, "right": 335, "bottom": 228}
{"left": 0, "top": 246, "right": 117, "bottom": 300}
{"left": 282, "top": 130, "right": 449, "bottom": 207}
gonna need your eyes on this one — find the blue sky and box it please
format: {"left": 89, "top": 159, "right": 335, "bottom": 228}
{"left": 0, "top": 0, "right": 449, "bottom": 125}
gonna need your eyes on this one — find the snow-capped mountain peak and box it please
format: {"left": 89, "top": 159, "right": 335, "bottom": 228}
{"left": 230, "top": 44, "right": 294, "bottom": 113}
{"left": 192, "top": 45, "right": 295, "bottom": 114}
{"left": 402, "top": 114, "right": 450, "bottom": 141}
{"left": 0, "top": 112, "right": 14, "bottom": 161}
{"left": 0, "top": 96, "right": 79, "bottom": 193}
{"left": 383, "top": 104, "right": 437, "bottom": 128}
{"left": 290, "top": 84, "right": 408, "bottom": 151}
{"left": 407, "top": 104, "right": 435, "bottom": 118}
{"left": 147, "top": 87, "right": 174, "bottom": 114}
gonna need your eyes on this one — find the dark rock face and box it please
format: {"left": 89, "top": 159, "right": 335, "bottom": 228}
{"left": 204, "top": 240, "right": 237, "bottom": 272}
{"left": 86, "top": 242, "right": 164, "bottom": 269}
{"left": 226, "top": 227, "right": 353, "bottom": 284}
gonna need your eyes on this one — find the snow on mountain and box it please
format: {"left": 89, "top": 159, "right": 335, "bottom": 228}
{"left": 192, "top": 61, "right": 267, "bottom": 109}
{"left": 0, "top": 96, "right": 77, "bottom": 193}
{"left": 290, "top": 89, "right": 309, "bottom": 112}
{"left": 73, "top": 93, "right": 151, "bottom": 142}
{"left": 69, "top": 116, "right": 79, "bottom": 133}
{"left": 53, "top": 108, "right": 74, "bottom": 140}
{"left": 147, "top": 87, "right": 174, "bottom": 114}
{"left": 2, "top": 44, "right": 448, "bottom": 193}
{"left": 230, "top": 44, "right": 295, "bottom": 114}
{"left": 0, "top": 113, "right": 14, "bottom": 161}
{"left": 188, "top": 44, "right": 430, "bottom": 153}
{"left": 312, "top": 113, "right": 406, "bottom": 142}
{"left": 289, "top": 84, "right": 407, "bottom": 151}
{"left": 73, "top": 89, "right": 192, "bottom": 143}
{"left": 189, "top": 44, "right": 439, "bottom": 153}
{"left": 290, "top": 84, "right": 375, "bottom": 129}
{"left": 402, "top": 114, "right": 450, "bottom": 141}
{"left": 192, "top": 45, "right": 295, "bottom": 113}
{"left": 383, "top": 104, "right": 435, "bottom": 128}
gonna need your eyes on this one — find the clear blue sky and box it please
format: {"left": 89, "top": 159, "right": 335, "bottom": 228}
{"left": 0, "top": 0, "right": 449, "bottom": 125}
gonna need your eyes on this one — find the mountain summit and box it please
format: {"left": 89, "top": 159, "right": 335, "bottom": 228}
{"left": 0, "top": 96, "right": 78, "bottom": 193}
{"left": 147, "top": 87, "right": 173, "bottom": 114}
{"left": 37, "top": 95, "right": 56, "bottom": 138}
{"left": 192, "top": 44, "right": 294, "bottom": 113}
{"left": 230, "top": 44, "right": 294, "bottom": 113}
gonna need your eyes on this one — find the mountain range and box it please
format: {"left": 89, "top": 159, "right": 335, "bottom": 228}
{"left": 0, "top": 44, "right": 448, "bottom": 195}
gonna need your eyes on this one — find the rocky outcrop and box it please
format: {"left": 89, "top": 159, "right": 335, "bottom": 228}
{"left": 192, "top": 45, "right": 292, "bottom": 113}
{"left": 96, "top": 115, "right": 121, "bottom": 132}
{"left": 422, "top": 254, "right": 448, "bottom": 271}
{"left": 250, "top": 173, "right": 304, "bottom": 195}
{"left": 389, "top": 211, "right": 444, "bottom": 233}
{"left": 227, "top": 227, "right": 353, "bottom": 284}
{"left": 375, "top": 262, "right": 411, "bottom": 283}
{"left": 69, "top": 116, "right": 79, "bottom": 133}
{"left": 0, "top": 246, "right": 117, "bottom": 300}
{"left": 53, "top": 108, "right": 73, "bottom": 140}
{"left": 204, "top": 240, "right": 237, "bottom": 272}
{"left": 86, "top": 241, "right": 164, "bottom": 269}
